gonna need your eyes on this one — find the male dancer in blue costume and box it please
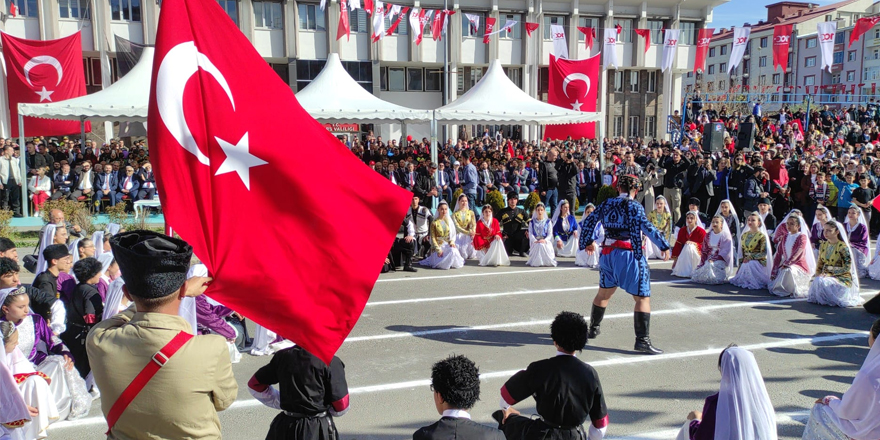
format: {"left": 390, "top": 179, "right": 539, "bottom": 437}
{"left": 579, "top": 175, "right": 671, "bottom": 354}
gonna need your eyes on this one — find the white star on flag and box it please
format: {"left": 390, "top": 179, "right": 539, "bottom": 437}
{"left": 214, "top": 133, "right": 268, "bottom": 190}
{"left": 35, "top": 86, "right": 54, "bottom": 102}
{"left": 570, "top": 99, "right": 583, "bottom": 111}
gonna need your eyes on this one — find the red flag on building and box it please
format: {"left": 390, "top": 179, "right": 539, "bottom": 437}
{"left": 8, "top": 2, "right": 17, "bottom": 17}
{"left": 148, "top": 0, "right": 411, "bottom": 363}
{"left": 337, "top": 0, "right": 350, "bottom": 41}
{"left": 772, "top": 24, "right": 792, "bottom": 71}
{"left": 525, "top": 22, "right": 539, "bottom": 37}
{"left": 693, "top": 28, "right": 714, "bottom": 74}
{"left": 416, "top": 9, "right": 430, "bottom": 45}
{"left": 386, "top": 6, "right": 409, "bottom": 35}
{"left": 1, "top": 32, "right": 91, "bottom": 138}
{"left": 364, "top": 0, "right": 372, "bottom": 14}
{"left": 483, "top": 17, "right": 496, "bottom": 43}
{"left": 634, "top": 28, "right": 650, "bottom": 54}
{"left": 544, "top": 54, "right": 600, "bottom": 141}
{"left": 850, "top": 16, "right": 880, "bottom": 47}
{"left": 432, "top": 10, "right": 445, "bottom": 41}
{"left": 577, "top": 27, "right": 595, "bottom": 50}
{"left": 615, "top": 23, "right": 622, "bottom": 34}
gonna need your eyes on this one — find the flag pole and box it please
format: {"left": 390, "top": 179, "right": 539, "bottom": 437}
{"left": 17, "top": 112, "right": 28, "bottom": 217}
{"left": 430, "top": 112, "right": 438, "bottom": 210}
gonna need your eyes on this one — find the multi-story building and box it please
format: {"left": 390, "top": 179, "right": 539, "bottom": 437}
{"left": 0, "top": 0, "right": 727, "bottom": 141}
{"left": 683, "top": 0, "right": 876, "bottom": 111}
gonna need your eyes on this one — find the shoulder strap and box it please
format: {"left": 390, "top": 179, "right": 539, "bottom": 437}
{"left": 105, "top": 330, "right": 193, "bottom": 434}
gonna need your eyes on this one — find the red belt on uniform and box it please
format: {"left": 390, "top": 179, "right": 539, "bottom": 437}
{"left": 602, "top": 240, "right": 633, "bottom": 255}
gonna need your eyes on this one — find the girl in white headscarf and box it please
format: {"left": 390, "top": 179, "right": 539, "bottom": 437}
{"left": 526, "top": 203, "right": 557, "bottom": 267}
{"left": 575, "top": 204, "right": 603, "bottom": 268}
{"left": 551, "top": 200, "right": 579, "bottom": 258}
{"left": 671, "top": 211, "right": 707, "bottom": 278}
{"left": 101, "top": 278, "right": 128, "bottom": 322}
{"left": 769, "top": 211, "right": 816, "bottom": 298}
{"left": 473, "top": 205, "right": 510, "bottom": 267}
{"left": 451, "top": 194, "right": 477, "bottom": 259}
{"left": 34, "top": 225, "right": 57, "bottom": 275}
{"left": 808, "top": 221, "right": 864, "bottom": 308}
{"left": 802, "top": 319, "right": 880, "bottom": 440}
{"left": 714, "top": 199, "right": 741, "bottom": 264}
{"left": 730, "top": 213, "right": 773, "bottom": 290}
{"left": 677, "top": 346, "right": 777, "bottom": 440}
{"left": 646, "top": 196, "right": 673, "bottom": 260}
{"left": 692, "top": 216, "right": 735, "bottom": 285}
{"left": 1, "top": 321, "right": 56, "bottom": 440}
{"left": 843, "top": 206, "right": 870, "bottom": 278}
{"left": 811, "top": 206, "right": 831, "bottom": 261}
{"left": 420, "top": 201, "right": 466, "bottom": 270}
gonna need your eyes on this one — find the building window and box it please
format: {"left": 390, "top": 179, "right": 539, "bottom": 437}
{"left": 742, "top": 61, "right": 749, "bottom": 74}
{"left": 848, "top": 50, "right": 857, "bottom": 62}
{"left": 461, "top": 11, "right": 484, "bottom": 38}
{"left": 646, "top": 116, "right": 656, "bottom": 138}
{"left": 109, "top": 0, "right": 139, "bottom": 21}
{"left": 406, "top": 68, "right": 423, "bottom": 91}
{"left": 785, "top": 72, "right": 794, "bottom": 85}
{"left": 832, "top": 73, "right": 840, "bottom": 84}
{"left": 647, "top": 71, "right": 656, "bottom": 93}
{"left": 254, "top": 1, "right": 282, "bottom": 29}
{"left": 613, "top": 116, "right": 623, "bottom": 137}
{"left": 504, "top": 67, "right": 523, "bottom": 88}
{"left": 349, "top": 8, "right": 368, "bottom": 32}
{"left": 772, "top": 73, "right": 780, "bottom": 85}
{"left": 847, "top": 70, "right": 855, "bottom": 81}
{"left": 805, "top": 75, "right": 815, "bottom": 86}
{"left": 629, "top": 71, "right": 639, "bottom": 92}
{"left": 628, "top": 116, "right": 639, "bottom": 137}
{"left": 805, "top": 56, "right": 817, "bottom": 67}
{"left": 60, "top": 0, "right": 90, "bottom": 19}
{"left": 759, "top": 75, "right": 766, "bottom": 86}
{"left": 679, "top": 22, "right": 696, "bottom": 45}
{"left": 577, "top": 16, "right": 597, "bottom": 41}
{"left": 425, "top": 68, "right": 442, "bottom": 91}
{"left": 760, "top": 37, "right": 768, "bottom": 48}
{"left": 500, "top": 13, "right": 522, "bottom": 39}
{"left": 835, "top": 32, "right": 845, "bottom": 45}
{"left": 543, "top": 15, "right": 564, "bottom": 40}
{"left": 7, "top": 0, "right": 37, "bottom": 17}
{"left": 614, "top": 71, "right": 623, "bottom": 92}
{"left": 217, "top": 0, "right": 238, "bottom": 25}
{"left": 875, "top": 28, "right": 880, "bottom": 39}
{"left": 833, "top": 51, "right": 844, "bottom": 64}
{"left": 709, "top": 47, "right": 716, "bottom": 57}
{"left": 614, "top": 19, "right": 633, "bottom": 43}
{"left": 387, "top": 67, "right": 405, "bottom": 91}
{"left": 687, "top": 71, "right": 693, "bottom": 78}
{"left": 719, "top": 80, "right": 726, "bottom": 91}
{"left": 647, "top": 20, "right": 663, "bottom": 43}
{"left": 708, "top": 65, "right": 715, "bottom": 75}
{"left": 383, "top": 11, "right": 407, "bottom": 35}
{"left": 707, "top": 82, "right": 714, "bottom": 92}
{"left": 874, "top": 49, "right": 880, "bottom": 60}
{"left": 720, "top": 44, "right": 728, "bottom": 56}
{"left": 720, "top": 62, "right": 727, "bottom": 72}
{"left": 806, "top": 38, "right": 817, "bottom": 48}
{"left": 759, "top": 56, "right": 767, "bottom": 67}
{"left": 298, "top": 3, "right": 325, "bottom": 31}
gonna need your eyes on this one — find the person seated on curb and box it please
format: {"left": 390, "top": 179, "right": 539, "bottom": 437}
{"left": 493, "top": 311, "right": 608, "bottom": 440}
{"left": 414, "top": 355, "right": 504, "bottom": 440}
{"left": 0, "top": 257, "right": 61, "bottom": 334}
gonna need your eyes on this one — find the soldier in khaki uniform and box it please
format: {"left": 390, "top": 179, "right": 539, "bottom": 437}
{"left": 87, "top": 231, "right": 238, "bottom": 439}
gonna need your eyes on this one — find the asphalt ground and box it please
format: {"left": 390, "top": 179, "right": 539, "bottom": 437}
{"left": 39, "top": 256, "right": 880, "bottom": 440}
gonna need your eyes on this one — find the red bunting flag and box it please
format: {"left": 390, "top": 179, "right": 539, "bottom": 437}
{"left": 364, "top": 0, "right": 372, "bottom": 14}
{"left": 337, "top": 0, "right": 350, "bottom": 41}
{"left": 873, "top": 83, "right": 877, "bottom": 94}
{"left": 432, "top": 10, "right": 444, "bottom": 41}
{"left": 148, "top": 0, "right": 411, "bottom": 363}
{"left": 525, "top": 22, "right": 539, "bottom": 37}
{"left": 634, "top": 28, "right": 650, "bottom": 54}
{"left": 415, "top": 9, "right": 430, "bottom": 45}
{"left": 8, "top": 2, "right": 18, "bottom": 17}
{"left": 577, "top": 27, "right": 595, "bottom": 50}
{"left": 615, "top": 23, "right": 622, "bottom": 34}
{"left": 483, "top": 17, "right": 496, "bottom": 44}
{"left": 386, "top": 6, "right": 409, "bottom": 35}
{"left": 850, "top": 16, "right": 880, "bottom": 47}
{"left": 693, "top": 28, "right": 714, "bottom": 74}
{"left": 1, "top": 32, "right": 91, "bottom": 137}
{"left": 772, "top": 24, "right": 793, "bottom": 71}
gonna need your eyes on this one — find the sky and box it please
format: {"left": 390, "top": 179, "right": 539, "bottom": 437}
{"left": 711, "top": 0, "right": 840, "bottom": 30}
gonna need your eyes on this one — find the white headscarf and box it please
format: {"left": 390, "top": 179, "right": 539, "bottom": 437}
{"left": 69, "top": 238, "right": 82, "bottom": 264}
{"left": 776, "top": 211, "right": 816, "bottom": 274}
{"left": 92, "top": 231, "right": 104, "bottom": 259}
{"left": 813, "top": 206, "right": 832, "bottom": 227}
{"left": 35, "top": 224, "right": 58, "bottom": 274}
{"left": 714, "top": 347, "right": 778, "bottom": 440}
{"left": 844, "top": 206, "right": 869, "bottom": 257}
{"left": 454, "top": 194, "right": 469, "bottom": 213}
{"left": 180, "top": 264, "right": 207, "bottom": 335}
{"left": 826, "top": 336, "right": 880, "bottom": 439}
{"left": 436, "top": 201, "right": 457, "bottom": 243}
{"left": 480, "top": 205, "right": 494, "bottom": 229}
{"left": 550, "top": 200, "right": 572, "bottom": 231}
{"left": 531, "top": 202, "right": 551, "bottom": 237}
{"left": 106, "top": 223, "right": 121, "bottom": 236}
{"left": 708, "top": 216, "right": 736, "bottom": 276}
{"left": 715, "top": 199, "right": 741, "bottom": 242}
{"left": 825, "top": 221, "right": 861, "bottom": 299}
{"left": 739, "top": 214, "right": 774, "bottom": 281}
{"left": 653, "top": 196, "right": 671, "bottom": 217}
{"left": 97, "top": 253, "right": 114, "bottom": 276}
{"left": 102, "top": 278, "right": 126, "bottom": 322}
{"left": 686, "top": 210, "right": 706, "bottom": 230}
{"left": 0, "top": 326, "right": 31, "bottom": 429}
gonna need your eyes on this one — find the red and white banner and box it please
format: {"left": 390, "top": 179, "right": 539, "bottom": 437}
{"left": 337, "top": 0, "right": 350, "bottom": 41}
{"left": 149, "top": 0, "right": 410, "bottom": 364}
{"left": 2, "top": 32, "right": 91, "bottom": 137}
{"left": 544, "top": 54, "right": 600, "bottom": 141}
{"left": 693, "top": 28, "right": 713, "bottom": 74}
{"left": 577, "top": 26, "right": 595, "bottom": 50}
{"left": 551, "top": 24, "right": 568, "bottom": 59}
{"left": 603, "top": 28, "right": 619, "bottom": 68}
{"left": 371, "top": 0, "right": 384, "bottom": 42}
{"left": 385, "top": 6, "right": 409, "bottom": 35}
{"left": 634, "top": 28, "right": 650, "bottom": 54}
{"left": 483, "top": 17, "right": 496, "bottom": 43}
{"left": 525, "top": 22, "right": 539, "bottom": 38}
{"left": 431, "top": 10, "right": 444, "bottom": 41}
{"left": 661, "top": 29, "right": 680, "bottom": 72}
{"left": 409, "top": 8, "right": 423, "bottom": 44}
{"left": 363, "top": 0, "right": 372, "bottom": 14}
{"left": 817, "top": 21, "right": 837, "bottom": 72}
{"left": 349, "top": 0, "right": 360, "bottom": 10}
{"left": 465, "top": 13, "right": 480, "bottom": 35}
{"left": 772, "top": 24, "right": 792, "bottom": 71}
{"left": 850, "top": 16, "right": 880, "bottom": 47}
{"left": 727, "top": 26, "right": 750, "bottom": 74}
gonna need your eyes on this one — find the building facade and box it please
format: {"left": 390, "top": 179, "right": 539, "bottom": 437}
{"left": 1, "top": 0, "right": 726, "bottom": 141}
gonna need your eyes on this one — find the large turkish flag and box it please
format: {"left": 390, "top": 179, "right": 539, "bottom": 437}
{"left": 2, "top": 32, "right": 91, "bottom": 137}
{"left": 544, "top": 54, "right": 600, "bottom": 141}
{"left": 149, "top": 0, "right": 412, "bottom": 363}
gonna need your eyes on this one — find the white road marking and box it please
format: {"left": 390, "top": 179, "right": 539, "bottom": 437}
{"left": 376, "top": 260, "right": 675, "bottom": 283}
{"left": 351, "top": 292, "right": 874, "bottom": 342}
{"left": 48, "top": 333, "right": 859, "bottom": 431}
{"left": 607, "top": 410, "right": 810, "bottom": 439}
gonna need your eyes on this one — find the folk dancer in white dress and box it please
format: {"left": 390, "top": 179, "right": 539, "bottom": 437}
{"left": 769, "top": 212, "right": 816, "bottom": 298}
{"left": 645, "top": 196, "right": 673, "bottom": 260}
{"left": 692, "top": 216, "right": 735, "bottom": 285}
{"left": 576, "top": 204, "right": 600, "bottom": 267}
{"left": 808, "top": 221, "right": 864, "bottom": 308}
{"left": 730, "top": 214, "right": 773, "bottom": 290}
{"left": 0, "top": 342, "right": 32, "bottom": 440}
{"left": 526, "top": 203, "right": 557, "bottom": 267}
{"left": 452, "top": 195, "right": 477, "bottom": 260}
{"left": 671, "top": 212, "right": 706, "bottom": 278}
{"left": 714, "top": 199, "right": 742, "bottom": 266}
{"left": 551, "top": 200, "right": 579, "bottom": 257}
{"left": 473, "top": 205, "right": 510, "bottom": 267}
{"left": 1, "top": 321, "right": 57, "bottom": 440}
{"left": 843, "top": 206, "right": 870, "bottom": 278}
{"left": 801, "top": 319, "right": 880, "bottom": 440}
{"left": 811, "top": 206, "right": 831, "bottom": 261}
{"left": 420, "top": 201, "right": 466, "bottom": 270}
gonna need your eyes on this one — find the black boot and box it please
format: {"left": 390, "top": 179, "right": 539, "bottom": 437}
{"left": 402, "top": 252, "right": 418, "bottom": 272}
{"left": 633, "top": 312, "right": 663, "bottom": 355}
{"left": 588, "top": 305, "right": 606, "bottom": 339}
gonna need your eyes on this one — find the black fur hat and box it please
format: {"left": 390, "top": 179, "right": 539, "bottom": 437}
{"left": 110, "top": 231, "right": 192, "bottom": 299}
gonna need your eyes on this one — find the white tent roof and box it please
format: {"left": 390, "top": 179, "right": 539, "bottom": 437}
{"left": 19, "top": 48, "right": 153, "bottom": 123}
{"left": 296, "top": 53, "right": 432, "bottom": 123}
{"left": 434, "top": 60, "right": 602, "bottom": 125}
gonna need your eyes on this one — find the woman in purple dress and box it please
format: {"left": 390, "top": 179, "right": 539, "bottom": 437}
{"left": 844, "top": 206, "right": 869, "bottom": 278}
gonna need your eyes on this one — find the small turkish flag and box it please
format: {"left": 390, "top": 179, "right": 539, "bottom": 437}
{"left": 8, "top": 3, "right": 17, "bottom": 17}
{"left": 615, "top": 23, "right": 622, "bottom": 34}
{"left": 149, "top": 0, "right": 411, "bottom": 363}
{"left": 2, "top": 32, "right": 91, "bottom": 137}
{"left": 544, "top": 54, "right": 600, "bottom": 141}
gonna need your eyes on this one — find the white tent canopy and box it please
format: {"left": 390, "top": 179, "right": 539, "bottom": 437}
{"left": 18, "top": 47, "right": 153, "bottom": 123}
{"left": 296, "top": 53, "right": 432, "bottom": 123}
{"left": 434, "top": 60, "right": 602, "bottom": 125}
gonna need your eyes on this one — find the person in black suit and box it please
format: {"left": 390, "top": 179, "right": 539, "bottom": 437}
{"left": 51, "top": 163, "right": 77, "bottom": 200}
{"left": 414, "top": 355, "right": 504, "bottom": 440}
{"left": 136, "top": 162, "right": 157, "bottom": 200}
{"left": 94, "top": 164, "right": 119, "bottom": 209}
{"left": 415, "top": 162, "right": 439, "bottom": 207}
{"left": 683, "top": 155, "right": 716, "bottom": 214}
{"left": 674, "top": 198, "right": 710, "bottom": 230}
{"left": 402, "top": 163, "right": 419, "bottom": 192}
{"left": 436, "top": 162, "right": 452, "bottom": 202}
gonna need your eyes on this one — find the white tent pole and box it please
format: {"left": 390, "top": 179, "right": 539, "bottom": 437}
{"left": 80, "top": 117, "right": 86, "bottom": 154}
{"left": 18, "top": 113, "right": 28, "bottom": 217}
